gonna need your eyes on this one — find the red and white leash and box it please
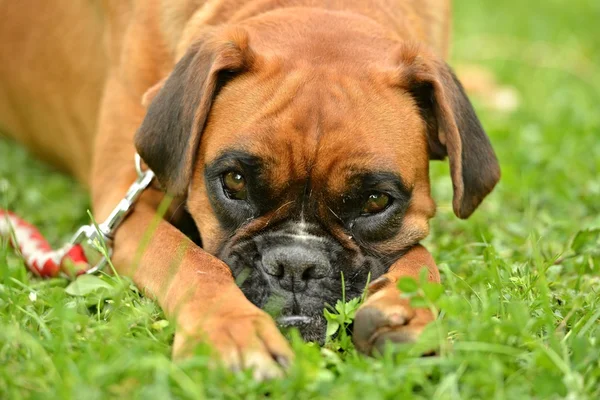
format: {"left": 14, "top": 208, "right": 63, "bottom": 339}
{"left": 0, "top": 154, "right": 155, "bottom": 279}
{"left": 0, "top": 210, "right": 89, "bottom": 277}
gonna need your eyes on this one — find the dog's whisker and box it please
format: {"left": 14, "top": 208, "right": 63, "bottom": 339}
{"left": 167, "top": 200, "right": 186, "bottom": 223}
{"left": 326, "top": 206, "right": 343, "bottom": 223}
{"left": 262, "top": 200, "right": 295, "bottom": 228}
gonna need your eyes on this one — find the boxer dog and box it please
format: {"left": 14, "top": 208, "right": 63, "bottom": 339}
{"left": 0, "top": 0, "right": 499, "bottom": 378}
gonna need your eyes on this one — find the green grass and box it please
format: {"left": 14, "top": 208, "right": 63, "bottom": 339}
{"left": 1, "top": 0, "right": 600, "bottom": 398}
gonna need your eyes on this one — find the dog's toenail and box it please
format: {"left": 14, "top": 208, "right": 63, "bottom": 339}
{"left": 275, "top": 354, "right": 290, "bottom": 369}
{"left": 388, "top": 313, "right": 405, "bottom": 326}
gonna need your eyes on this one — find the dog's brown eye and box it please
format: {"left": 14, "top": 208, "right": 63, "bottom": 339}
{"left": 223, "top": 171, "right": 247, "bottom": 200}
{"left": 362, "top": 192, "right": 390, "bottom": 214}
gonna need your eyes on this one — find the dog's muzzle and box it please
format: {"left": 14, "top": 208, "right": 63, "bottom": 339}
{"left": 220, "top": 221, "right": 375, "bottom": 342}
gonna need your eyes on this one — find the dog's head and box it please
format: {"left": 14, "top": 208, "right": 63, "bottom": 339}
{"left": 135, "top": 11, "right": 500, "bottom": 342}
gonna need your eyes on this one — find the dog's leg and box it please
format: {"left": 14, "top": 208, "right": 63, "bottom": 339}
{"left": 91, "top": 76, "right": 292, "bottom": 379}
{"left": 353, "top": 245, "right": 440, "bottom": 355}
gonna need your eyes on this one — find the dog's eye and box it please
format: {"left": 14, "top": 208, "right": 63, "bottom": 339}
{"left": 222, "top": 171, "right": 247, "bottom": 200}
{"left": 362, "top": 192, "right": 390, "bottom": 214}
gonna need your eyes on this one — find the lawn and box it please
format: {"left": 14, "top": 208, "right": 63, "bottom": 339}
{"left": 1, "top": 0, "right": 599, "bottom": 398}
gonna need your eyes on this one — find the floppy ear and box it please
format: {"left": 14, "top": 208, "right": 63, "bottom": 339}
{"left": 135, "top": 28, "right": 253, "bottom": 196}
{"left": 396, "top": 44, "right": 500, "bottom": 219}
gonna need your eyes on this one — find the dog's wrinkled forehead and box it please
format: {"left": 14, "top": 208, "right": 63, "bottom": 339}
{"left": 199, "top": 66, "right": 428, "bottom": 195}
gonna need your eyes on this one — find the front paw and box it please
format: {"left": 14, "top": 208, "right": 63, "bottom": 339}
{"left": 173, "top": 305, "right": 293, "bottom": 380}
{"left": 352, "top": 280, "right": 434, "bottom": 355}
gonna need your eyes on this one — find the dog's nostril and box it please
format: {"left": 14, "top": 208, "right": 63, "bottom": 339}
{"left": 264, "top": 262, "right": 284, "bottom": 278}
{"left": 274, "top": 263, "right": 285, "bottom": 278}
{"left": 301, "top": 265, "right": 316, "bottom": 281}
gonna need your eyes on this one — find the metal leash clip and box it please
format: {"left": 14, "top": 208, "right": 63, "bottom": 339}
{"left": 69, "top": 154, "right": 155, "bottom": 275}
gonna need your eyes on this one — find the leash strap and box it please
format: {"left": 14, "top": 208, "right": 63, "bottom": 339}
{"left": 0, "top": 154, "right": 155, "bottom": 279}
{"left": 0, "top": 210, "right": 88, "bottom": 277}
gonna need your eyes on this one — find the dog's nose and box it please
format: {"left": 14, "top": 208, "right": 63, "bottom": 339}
{"left": 261, "top": 245, "right": 331, "bottom": 292}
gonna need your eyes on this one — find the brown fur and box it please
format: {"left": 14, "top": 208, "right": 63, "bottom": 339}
{"left": 0, "top": 0, "right": 498, "bottom": 377}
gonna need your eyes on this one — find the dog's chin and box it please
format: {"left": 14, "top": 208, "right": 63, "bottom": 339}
{"left": 239, "top": 283, "right": 332, "bottom": 343}
{"left": 277, "top": 313, "right": 328, "bottom": 344}
{"left": 233, "top": 274, "right": 345, "bottom": 343}
{"left": 230, "top": 263, "right": 373, "bottom": 344}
